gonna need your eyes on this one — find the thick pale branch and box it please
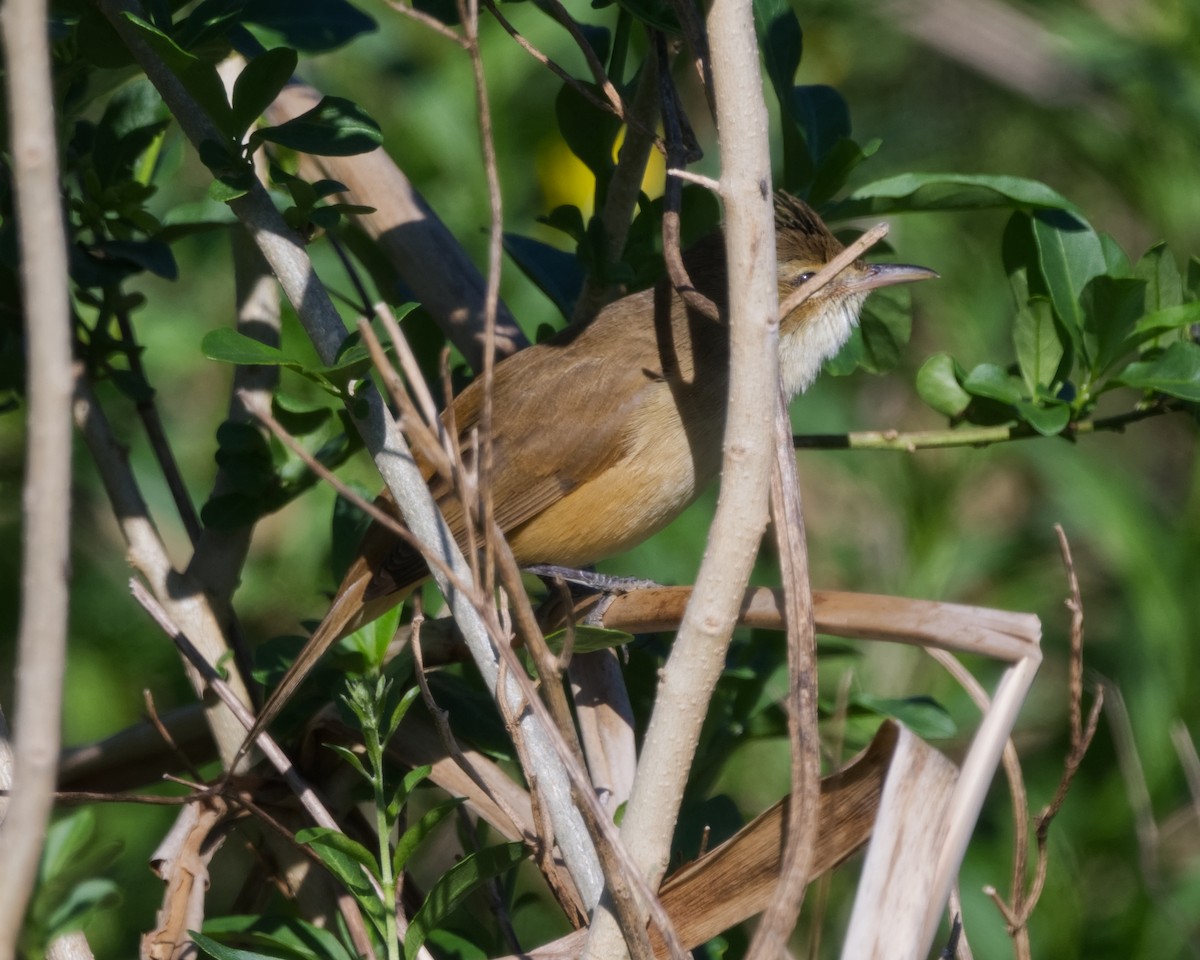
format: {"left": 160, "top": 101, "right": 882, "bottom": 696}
{"left": 0, "top": 0, "right": 74, "bottom": 946}
{"left": 586, "top": 0, "right": 780, "bottom": 954}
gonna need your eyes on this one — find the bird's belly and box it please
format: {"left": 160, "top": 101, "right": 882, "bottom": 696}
{"left": 506, "top": 413, "right": 714, "bottom": 568}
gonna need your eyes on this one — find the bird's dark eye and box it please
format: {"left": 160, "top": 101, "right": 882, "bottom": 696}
{"left": 793, "top": 271, "right": 816, "bottom": 286}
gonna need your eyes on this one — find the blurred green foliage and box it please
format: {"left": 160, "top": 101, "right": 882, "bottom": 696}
{"left": 1, "top": 0, "right": 1199, "bottom": 957}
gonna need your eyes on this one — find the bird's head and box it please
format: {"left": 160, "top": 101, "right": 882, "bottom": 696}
{"left": 773, "top": 193, "right": 937, "bottom": 396}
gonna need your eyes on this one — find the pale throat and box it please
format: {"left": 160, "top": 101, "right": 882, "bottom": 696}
{"left": 777, "top": 292, "right": 867, "bottom": 399}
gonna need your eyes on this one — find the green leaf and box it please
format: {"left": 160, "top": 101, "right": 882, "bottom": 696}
{"left": 544, "top": 624, "right": 634, "bottom": 655}
{"left": 190, "top": 930, "right": 289, "bottom": 960}
{"left": 1014, "top": 398, "right": 1071, "bottom": 436}
{"left": 1013, "top": 296, "right": 1064, "bottom": 394}
{"left": 809, "top": 136, "right": 880, "bottom": 209}
{"left": 202, "top": 328, "right": 298, "bottom": 367}
{"left": 231, "top": 48, "right": 299, "bottom": 138}
{"left": 404, "top": 842, "right": 528, "bottom": 960}
{"left": 324, "top": 743, "right": 371, "bottom": 781}
{"left": 1115, "top": 341, "right": 1200, "bottom": 401}
{"left": 1099, "top": 233, "right": 1132, "bottom": 277}
{"left": 384, "top": 685, "right": 422, "bottom": 742}
{"left": 916, "top": 353, "right": 971, "bottom": 417}
{"left": 329, "top": 485, "right": 374, "bottom": 582}
{"left": 754, "top": 0, "right": 801, "bottom": 118}
{"left": 1032, "top": 208, "right": 1106, "bottom": 340}
{"left": 836, "top": 173, "right": 1080, "bottom": 218}
{"left": 199, "top": 915, "right": 356, "bottom": 960}
{"left": 752, "top": 0, "right": 810, "bottom": 190}
{"left": 242, "top": 0, "right": 377, "bottom": 53}
{"left": 1133, "top": 242, "right": 1183, "bottom": 311}
{"left": 791, "top": 84, "right": 849, "bottom": 170}
{"left": 555, "top": 82, "right": 620, "bottom": 178}
{"left": 392, "top": 798, "right": 466, "bottom": 876}
{"left": 121, "top": 14, "right": 236, "bottom": 139}
{"left": 252, "top": 96, "right": 382, "bottom": 156}
{"left": 857, "top": 285, "right": 912, "bottom": 374}
{"left": 44, "top": 878, "right": 121, "bottom": 937}
{"left": 296, "top": 827, "right": 380, "bottom": 889}
{"left": 1131, "top": 302, "right": 1200, "bottom": 340}
{"left": 850, "top": 694, "right": 956, "bottom": 739}
{"left": 386, "top": 763, "right": 433, "bottom": 821}
{"left": 1187, "top": 256, "right": 1200, "bottom": 301}
{"left": 610, "top": 0, "right": 679, "bottom": 33}
{"left": 1080, "top": 276, "right": 1146, "bottom": 377}
{"left": 340, "top": 602, "right": 404, "bottom": 674}
{"left": 962, "top": 363, "right": 1024, "bottom": 405}
{"left": 503, "top": 233, "right": 583, "bottom": 321}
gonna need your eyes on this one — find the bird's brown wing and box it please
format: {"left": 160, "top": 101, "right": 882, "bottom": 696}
{"left": 365, "top": 292, "right": 664, "bottom": 598}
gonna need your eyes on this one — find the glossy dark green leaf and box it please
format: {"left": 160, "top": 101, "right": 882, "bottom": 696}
{"left": 252, "top": 96, "right": 382, "bottom": 156}
{"left": 230, "top": 48, "right": 298, "bottom": 137}
{"left": 503, "top": 233, "right": 584, "bottom": 320}
{"left": 1013, "top": 296, "right": 1063, "bottom": 394}
{"left": 1080, "top": 276, "right": 1146, "bottom": 377}
{"left": 809, "top": 136, "right": 880, "bottom": 208}
{"left": 836, "top": 173, "right": 1080, "bottom": 218}
{"left": 791, "top": 84, "right": 850, "bottom": 169}
{"left": 1015, "top": 398, "right": 1071, "bottom": 436}
{"left": 1131, "top": 302, "right": 1200, "bottom": 340}
{"left": 916, "top": 353, "right": 972, "bottom": 417}
{"left": 242, "top": 0, "right": 377, "bottom": 52}
{"left": 962, "top": 363, "right": 1024, "bottom": 405}
{"left": 203, "top": 328, "right": 298, "bottom": 367}
{"left": 89, "top": 238, "right": 178, "bottom": 280}
{"left": 121, "top": 14, "right": 236, "bottom": 138}
{"left": 330, "top": 484, "right": 374, "bottom": 582}
{"left": 754, "top": 0, "right": 801, "bottom": 110}
{"left": 1187, "top": 256, "right": 1200, "bottom": 300}
{"left": 271, "top": 392, "right": 331, "bottom": 435}
{"left": 1134, "top": 242, "right": 1183, "bottom": 311}
{"left": 555, "top": 82, "right": 620, "bottom": 178}
{"left": 857, "top": 285, "right": 911, "bottom": 374}
{"left": 1115, "top": 341, "right": 1200, "bottom": 402}
{"left": 1099, "top": 233, "right": 1132, "bottom": 277}
{"left": 610, "top": 0, "right": 679, "bottom": 33}
{"left": 1032, "top": 208, "right": 1106, "bottom": 338}
{"left": 404, "top": 842, "right": 528, "bottom": 960}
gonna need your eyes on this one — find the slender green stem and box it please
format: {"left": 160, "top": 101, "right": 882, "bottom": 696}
{"left": 792, "top": 400, "right": 1184, "bottom": 452}
{"left": 364, "top": 707, "right": 402, "bottom": 960}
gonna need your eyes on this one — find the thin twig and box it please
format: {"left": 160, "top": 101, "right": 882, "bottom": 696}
{"left": 382, "top": 0, "right": 469, "bottom": 46}
{"left": 777, "top": 221, "right": 890, "bottom": 317}
{"left": 533, "top": 0, "right": 628, "bottom": 120}
{"left": 112, "top": 305, "right": 203, "bottom": 545}
{"left": 657, "top": 36, "right": 719, "bottom": 321}
{"left": 667, "top": 167, "right": 720, "bottom": 191}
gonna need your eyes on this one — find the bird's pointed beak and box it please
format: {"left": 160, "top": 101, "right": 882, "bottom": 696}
{"left": 852, "top": 262, "right": 939, "bottom": 292}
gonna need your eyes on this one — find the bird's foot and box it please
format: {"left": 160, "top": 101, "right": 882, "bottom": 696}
{"left": 525, "top": 565, "right": 660, "bottom": 626}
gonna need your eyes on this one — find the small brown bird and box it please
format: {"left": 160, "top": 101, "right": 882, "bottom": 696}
{"left": 253, "top": 194, "right": 935, "bottom": 734}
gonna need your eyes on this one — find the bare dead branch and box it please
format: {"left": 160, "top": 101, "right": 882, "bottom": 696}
{"left": 744, "top": 389, "right": 821, "bottom": 960}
